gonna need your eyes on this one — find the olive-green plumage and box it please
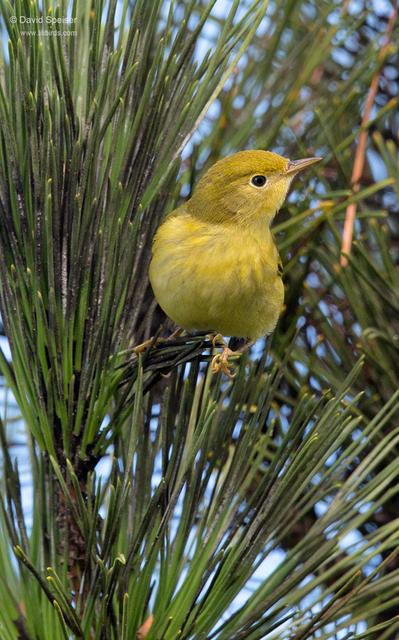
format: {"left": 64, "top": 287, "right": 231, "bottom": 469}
{"left": 149, "top": 150, "right": 320, "bottom": 340}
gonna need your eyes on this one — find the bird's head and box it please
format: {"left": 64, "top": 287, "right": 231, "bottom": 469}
{"left": 188, "top": 150, "right": 321, "bottom": 227}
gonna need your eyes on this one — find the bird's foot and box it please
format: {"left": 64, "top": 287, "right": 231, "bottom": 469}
{"left": 132, "top": 328, "right": 183, "bottom": 354}
{"left": 211, "top": 347, "right": 241, "bottom": 378}
{"left": 209, "top": 335, "right": 241, "bottom": 378}
{"left": 132, "top": 337, "right": 158, "bottom": 354}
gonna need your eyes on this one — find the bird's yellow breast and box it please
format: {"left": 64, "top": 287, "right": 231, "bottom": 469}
{"left": 149, "top": 209, "right": 284, "bottom": 340}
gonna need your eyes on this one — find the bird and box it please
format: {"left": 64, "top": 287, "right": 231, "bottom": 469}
{"left": 148, "top": 150, "right": 321, "bottom": 375}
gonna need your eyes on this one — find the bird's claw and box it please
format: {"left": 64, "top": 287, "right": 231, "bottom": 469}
{"left": 132, "top": 328, "right": 184, "bottom": 355}
{"left": 211, "top": 346, "right": 240, "bottom": 379}
{"left": 132, "top": 337, "right": 157, "bottom": 354}
{"left": 210, "top": 333, "right": 227, "bottom": 349}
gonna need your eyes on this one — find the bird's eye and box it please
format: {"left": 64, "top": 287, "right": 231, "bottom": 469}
{"left": 250, "top": 175, "right": 267, "bottom": 187}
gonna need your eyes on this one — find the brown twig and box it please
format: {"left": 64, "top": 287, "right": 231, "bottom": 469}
{"left": 340, "top": 6, "right": 398, "bottom": 267}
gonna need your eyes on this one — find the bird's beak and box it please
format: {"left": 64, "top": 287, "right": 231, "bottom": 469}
{"left": 285, "top": 156, "right": 322, "bottom": 175}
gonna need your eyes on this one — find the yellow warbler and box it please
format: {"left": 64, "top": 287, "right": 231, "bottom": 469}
{"left": 149, "top": 150, "right": 320, "bottom": 344}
